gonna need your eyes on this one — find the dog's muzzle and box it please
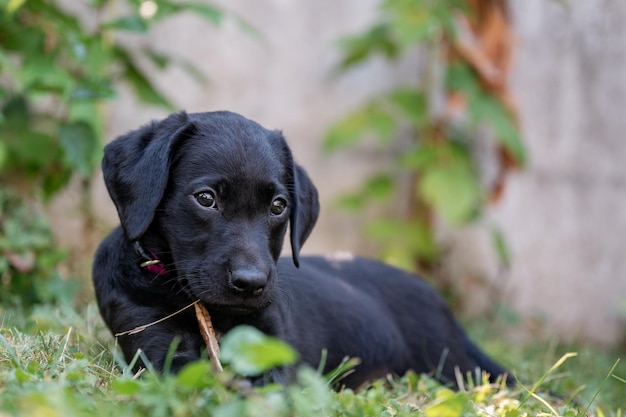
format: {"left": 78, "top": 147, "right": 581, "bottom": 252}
{"left": 229, "top": 267, "right": 268, "bottom": 298}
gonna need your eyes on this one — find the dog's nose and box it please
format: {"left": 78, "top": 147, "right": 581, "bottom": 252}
{"left": 229, "top": 268, "right": 267, "bottom": 297}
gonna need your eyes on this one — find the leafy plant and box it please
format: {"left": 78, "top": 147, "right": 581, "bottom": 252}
{"left": 0, "top": 0, "right": 225, "bottom": 197}
{"left": 325, "top": 0, "right": 524, "bottom": 275}
{"left": 0, "top": 189, "right": 76, "bottom": 306}
{"left": 0, "top": 0, "right": 233, "bottom": 305}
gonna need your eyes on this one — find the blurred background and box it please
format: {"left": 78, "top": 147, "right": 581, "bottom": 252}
{"left": 1, "top": 0, "right": 625, "bottom": 354}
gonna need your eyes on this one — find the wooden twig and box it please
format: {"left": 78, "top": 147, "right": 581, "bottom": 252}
{"left": 194, "top": 303, "right": 223, "bottom": 371}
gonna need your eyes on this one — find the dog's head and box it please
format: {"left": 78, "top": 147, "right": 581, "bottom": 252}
{"left": 102, "top": 111, "right": 319, "bottom": 313}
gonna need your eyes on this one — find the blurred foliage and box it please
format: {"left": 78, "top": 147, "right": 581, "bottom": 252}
{"left": 325, "top": 0, "right": 523, "bottom": 273}
{"left": 0, "top": 189, "right": 77, "bottom": 306}
{"left": 0, "top": 0, "right": 225, "bottom": 197}
{"left": 0, "top": 0, "right": 228, "bottom": 305}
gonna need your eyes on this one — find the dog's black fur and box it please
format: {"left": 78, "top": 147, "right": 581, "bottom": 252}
{"left": 93, "top": 110, "right": 512, "bottom": 389}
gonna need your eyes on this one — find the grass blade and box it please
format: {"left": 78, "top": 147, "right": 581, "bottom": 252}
{"left": 583, "top": 358, "right": 621, "bottom": 415}
{"left": 0, "top": 332, "right": 21, "bottom": 368}
{"left": 518, "top": 352, "right": 577, "bottom": 408}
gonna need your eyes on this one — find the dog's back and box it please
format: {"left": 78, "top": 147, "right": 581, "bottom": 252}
{"left": 275, "top": 256, "right": 512, "bottom": 388}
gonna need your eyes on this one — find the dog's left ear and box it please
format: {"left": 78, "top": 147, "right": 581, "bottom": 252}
{"left": 277, "top": 139, "right": 319, "bottom": 268}
{"left": 289, "top": 164, "right": 319, "bottom": 267}
{"left": 102, "top": 111, "right": 196, "bottom": 241}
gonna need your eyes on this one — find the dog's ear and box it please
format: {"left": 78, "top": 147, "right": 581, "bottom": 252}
{"left": 102, "top": 111, "right": 195, "bottom": 241}
{"left": 287, "top": 154, "right": 320, "bottom": 268}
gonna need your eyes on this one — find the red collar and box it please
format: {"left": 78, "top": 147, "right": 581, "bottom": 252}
{"left": 141, "top": 257, "right": 169, "bottom": 276}
{"left": 133, "top": 241, "right": 169, "bottom": 276}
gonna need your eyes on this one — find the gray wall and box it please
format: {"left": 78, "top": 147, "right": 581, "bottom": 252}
{"left": 495, "top": 0, "right": 626, "bottom": 345}
{"left": 85, "top": 0, "right": 626, "bottom": 345}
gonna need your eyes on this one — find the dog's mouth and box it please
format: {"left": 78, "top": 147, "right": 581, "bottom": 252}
{"left": 199, "top": 298, "right": 272, "bottom": 317}
{"left": 191, "top": 288, "right": 273, "bottom": 316}
{"left": 187, "top": 293, "right": 271, "bottom": 316}
{"left": 210, "top": 304, "right": 263, "bottom": 316}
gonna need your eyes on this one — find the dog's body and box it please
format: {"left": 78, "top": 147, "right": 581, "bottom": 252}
{"left": 93, "top": 111, "right": 511, "bottom": 389}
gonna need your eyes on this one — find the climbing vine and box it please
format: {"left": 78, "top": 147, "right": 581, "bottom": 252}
{"left": 326, "top": 0, "right": 522, "bottom": 274}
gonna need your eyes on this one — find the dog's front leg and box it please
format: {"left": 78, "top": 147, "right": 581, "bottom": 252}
{"left": 107, "top": 305, "right": 204, "bottom": 373}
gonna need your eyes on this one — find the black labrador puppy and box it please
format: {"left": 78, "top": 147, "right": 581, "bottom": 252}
{"left": 93, "top": 110, "right": 512, "bottom": 389}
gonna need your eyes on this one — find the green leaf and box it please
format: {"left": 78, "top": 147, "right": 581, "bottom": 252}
{"left": 324, "top": 111, "right": 370, "bottom": 152}
{"left": 182, "top": 2, "right": 224, "bottom": 26}
{"left": 220, "top": 326, "right": 298, "bottom": 376}
{"left": 362, "top": 174, "right": 395, "bottom": 200}
{"left": 111, "top": 378, "right": 141, "bottom": 396}
{"left": 367, "top": 218, "right": 438, "bottom": 266}
{"left": 82, "top": 38, "right": 112, "bottom": 77}
{"left": 175, "top": 361, "right": 213, "bottom": 388}
{"left": 424, "top": 388, "right": 470, "bottom": 417}
{"left": 491, "top": 227, "right": 511, "bottom": 269}
{"left": 42, "top": 168, "right": 73, "bottom": 199}
{"left": 0, "top": 140, "right": 7, "bottom": 170}
{"left": 335, "top": 174, "right": 394, "bottom": 211}
{"left": 58, "top": 121, "right": 99, "bottom": 176}
{"left": 0, "top": 19, "right": 44, "bottom": 54}
{"left": 504, "top": 409, "right": 520, "bottom": 417}
{"left": 66, "top": 32, "right": 88, "bottom": 62}
{"left": 337, "top": 23, "right": 399, "bottom": 70}
{"left": 432, "top": 1, "right": 468, "bottom": 39}
{"left": 144, "top": 48, "right": 171, "bottom": 70}
{"left": 21, "top": 56, "right": 74, "bottom": 94}
{"left": 388, "top": 89, "right": 428, "bottom": 128}
{"left": 446, "top": 63, "right": 526, "bottom": 165}
{"left": 323, "top": 103, "right": 395, "bottom": 152}
{"left": 178, "top": 57, "right": 210, "bottom": 85}
{"left": 445, "top": 63, "right": 481, "bottom": 100}
{"left": 418, "top": 160, "right": 482, "bottom": 224}
{"left": 6, "top": 0, "right": 26, "bottom": 13}
{"left": 471, "top": 95, "right": 526, "bottom": 165}
{"left": 335, "top": 193, "right": 366, "bottom": 212}
{"left": 389, "top": 8, "right": 439, "bottom": 47}
{"left": 370, "top": 107, "right": 395, "bottom": 144}
{"left": 69, "top": 101, "right": 104, "bottom": 140}
{"left": 213, "top": 400, "right": 247, "bottom": 417}
{"left": 69, "top": 79, "right": 115, "bottom": 101}
{"left": 104, "top": 15, "right": 149, "bottom": 33}
{"left": 4, "top": 129, "right": 59, "bottom": 172}
{"left": 401, "top": 145, "right": 439, "bottom": 169}
{"left": 14, "top": 368, "right": 31, "bottom": 383}
{"left": 116, "top": 47, "right": 174, "bottom": 110}
{"left": 289, "top": 368, "right": 333, "bottom": 417}
{"left": 142, "top": 48, "right": 210, "bottom": 86}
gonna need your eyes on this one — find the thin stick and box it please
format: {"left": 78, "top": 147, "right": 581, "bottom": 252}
{"left": 194, "top": 303, "right": 223, "bottom": 372}
{"left": 115, "top": 300, "right": 198, "bottom": 336}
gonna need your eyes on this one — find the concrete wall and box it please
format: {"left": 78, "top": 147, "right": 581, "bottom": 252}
{"left": 85, "top": 0, "right": 626, "bottom": 345}
{"left": 495, "top": 0, "right": 626, "bottom": 345}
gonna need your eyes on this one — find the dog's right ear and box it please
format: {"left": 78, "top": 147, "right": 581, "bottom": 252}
{"left": 102, "top": 111, "right": 195, "bottom": 241}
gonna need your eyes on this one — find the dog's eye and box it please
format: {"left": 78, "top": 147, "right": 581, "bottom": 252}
{"left": 270, "top": 198, "right": 287, "bottom": 216}
{"left": 194, "top": 191, "right": 217, "bottom": 209}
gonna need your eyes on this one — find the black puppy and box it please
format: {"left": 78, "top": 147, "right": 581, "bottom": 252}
{"left": 93, "top": 110, "right": 512, "bottom": 389}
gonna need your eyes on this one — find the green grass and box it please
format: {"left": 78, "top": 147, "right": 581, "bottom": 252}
{"left": 1, "top": 302, "right": 624, "bottom": 417}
